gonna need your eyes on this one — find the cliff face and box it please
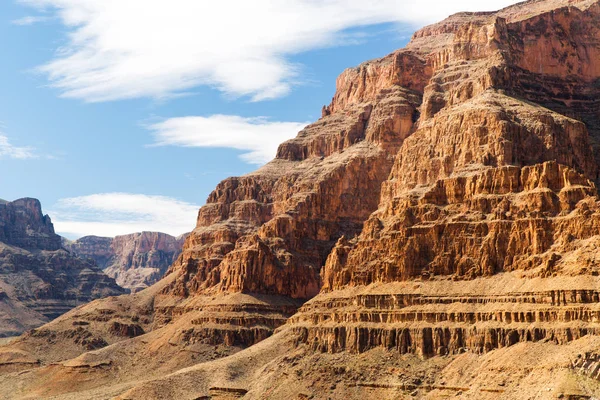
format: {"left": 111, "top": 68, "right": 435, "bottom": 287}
{"left": 163, "top": 61, "right": 421, "bottom": 301}
{"left": 147, "top": 44, "right": 423, "bottom": 351}
{"left": 162, "top": 0, "right": 600, "bottom": 355}
{"left": 163, "top": 0, "right": 600, "bottom": 306}
{"left": 65, "top": 232, "right": 187, "bottom": 291}
{"left": 4, "top": 1, "right": 600, "bottom": 398}
{"left": 0, "top": 198, "right": 61, "bottom": 251}
{"left": 0, "top": 199, "right": 125, "bottom": 337}
{"left": 63, "top": 236, "right": 113, "bottom": 269}
{"left": 294, "top": 0, "right": 600, "bottom": 359}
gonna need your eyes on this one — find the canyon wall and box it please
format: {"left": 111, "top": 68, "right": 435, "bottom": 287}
{"left": 4, "top": 1, "right": 600, "bottom": 398}
{"left": 65, "top": 232, "right": 187, "bottom": 291}
{"left": 294, "top": 0, "right": 600, "bottom": 357}
{"left": 0, "top": 198, "right": 125, "bottom": 337}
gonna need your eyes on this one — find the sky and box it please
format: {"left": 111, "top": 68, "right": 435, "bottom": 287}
{"left": 0, "top": 0, "right": 521, "bottom": 239}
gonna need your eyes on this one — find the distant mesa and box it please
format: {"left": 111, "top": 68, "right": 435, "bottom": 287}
{"left": 63, "top": 231, "right": 188, "bottom": 292}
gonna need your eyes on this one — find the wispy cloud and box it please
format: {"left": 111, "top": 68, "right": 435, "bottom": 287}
{"left": 11, "top": 15, "right": 49, "bottom": 25}
{"left": 0, "top": 134, "right": 36, "bottom": 159}
{"left": 149, "top": 115, "right": 308, "bottom": 165}
{"left": 19, "top": 0, "right": 521, "bottom": 103}
{"left": 51, "top": 193, "right": 199, "bottom": 238}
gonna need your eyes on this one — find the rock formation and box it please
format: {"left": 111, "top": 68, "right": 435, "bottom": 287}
{"left": 163, "top": 91, "right": 418, "bottom": 300}
{"left": 64, "top": 232, "right": 187, "bottom": 291}
{"left": 0, "top": 198, "right": 125, "bottom": 337}
{"left": 3, "top": 1, "right": 600, "bottom": 398}
{"left": 296, "top": 0, "right": 600, "bottom": 359}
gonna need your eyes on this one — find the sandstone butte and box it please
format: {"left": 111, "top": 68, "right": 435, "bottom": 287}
{"left": 63, "top": 232, "right": 188, "bottom": 291}
{"left": 0, "top": 198, "right": 125, "bottom": 338}
{"left": 3, "top": 0, "right": 600, "bottom": 398}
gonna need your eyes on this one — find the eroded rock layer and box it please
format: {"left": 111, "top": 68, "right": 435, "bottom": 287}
{"left": 64, "top": 232, "right": 187, "bottom": 291}
{"left": 3, "top": 1, "right": 600, "bottom": 398}
{"left": 293, "top": 0, "right": 600, "bottom": 360}
{"left": 162, "top": 74, "right": 423, "bottom": 301}
{"left": 293, "top": 275, "right": 600, "bottom": 357}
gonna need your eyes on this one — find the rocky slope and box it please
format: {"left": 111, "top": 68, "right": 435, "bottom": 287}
{"left": 64, "top": 232, "right": 187, "bottom": 291}
{"left": 0, "top": 198, "right": 125, "bottom": 337}
{"left": 2, "top": 0, "right": 600, "bottom": 398}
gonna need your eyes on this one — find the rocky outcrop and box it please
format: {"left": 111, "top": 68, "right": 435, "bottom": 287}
{"left": 163, "top": 57, "right": 421, "bottom": 302}
{"left": 0, "top": 198, "right": 125, "bottom": 337}
{"left": 292, "top": 275, "right": 600, "bottom": 357}
{"left": 295, "top": 0, "right": 600, "bottom": 358}
{"left": 160, "top": 0, "right": 600, "bottom": 358}
{"left": 63, "top": 236, "right": 113, "bottom": 268}
{"left": 0, "top": 198, "right": 61, "bottom": 251}
{"left": 4, "top": 1, "right": 600, "bottom": 398}
{"left": 162, "top": 0, "right": 600, "bottom": 309}
{"left": 65, "top": 232, "right": 187, "bottom": 291}
{"left": 143, "top": 46, "right": 424, "bottom": 359}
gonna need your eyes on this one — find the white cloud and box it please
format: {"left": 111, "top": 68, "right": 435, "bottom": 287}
{"left": 51, "top": 193, "right": 199, "bottom": 238}
{"left": 0, "top": 135, "right": 36, "bottom": 159}
{"left": 19, "top": 0, "right": 521, "bottom": 103}
{"left": 11, "top": 15, "right": 49, "bottom": 25}
{"left": 149, "top": 115, "right": 308, "bottom": 164}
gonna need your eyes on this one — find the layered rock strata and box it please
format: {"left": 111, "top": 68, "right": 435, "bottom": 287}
{"left": 0, "top": 198, "right": 125, "bottom": 336}
{"left": 163, "top": 88, "right": 421, "bottom": 300}
{"left": 293, "top": 0, "right": 600, "bottom": 358}
{"left": 3, "top": 1, "right": 600, "bottom": 398}
{"left": 64, "top": 232, "right": 187, "bottom": 291}
{"left": 0, "top": 197, "right": 61, "bottom": 251}
{"left": 293, "top": 275, "right": 600, "bottom": 357}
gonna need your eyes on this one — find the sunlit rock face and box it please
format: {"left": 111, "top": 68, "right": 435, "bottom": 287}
{"left": 5, "top": 2, "right": 600, "bottom": 398}
{"left": 294, "top": 0, "right": 600, "bottom": 357}
{"left": 156, "top": 0, "right": 600, "bottom": 357}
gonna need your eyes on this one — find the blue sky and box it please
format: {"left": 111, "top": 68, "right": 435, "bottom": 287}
{"left": 0, "top": 0, "right": 519, "bottom": 239}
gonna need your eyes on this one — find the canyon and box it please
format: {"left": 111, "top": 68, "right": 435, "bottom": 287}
{"left": 0, "top": 198, "right": 125, "bottom": 337}
{"left": 64, "top": 232, "right": 187, "bottom": 291}
{"left": 2, "top": 0, "right": 600, "bottom": 398}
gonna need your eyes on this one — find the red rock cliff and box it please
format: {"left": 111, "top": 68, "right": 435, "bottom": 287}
{"left": 5, "top": 2, "right": 600, "bottom": 398}
{"left": 163, "top": 64, "right": 424, "bottom": 300}
{"left": 167, "top": 0, "right": 600, "bottom": 302}
{"left": 293, "top": 0, "right": 600, "bottom": 358}
{"left": 65, "top": 232, "right": 187, "bottom": 290}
